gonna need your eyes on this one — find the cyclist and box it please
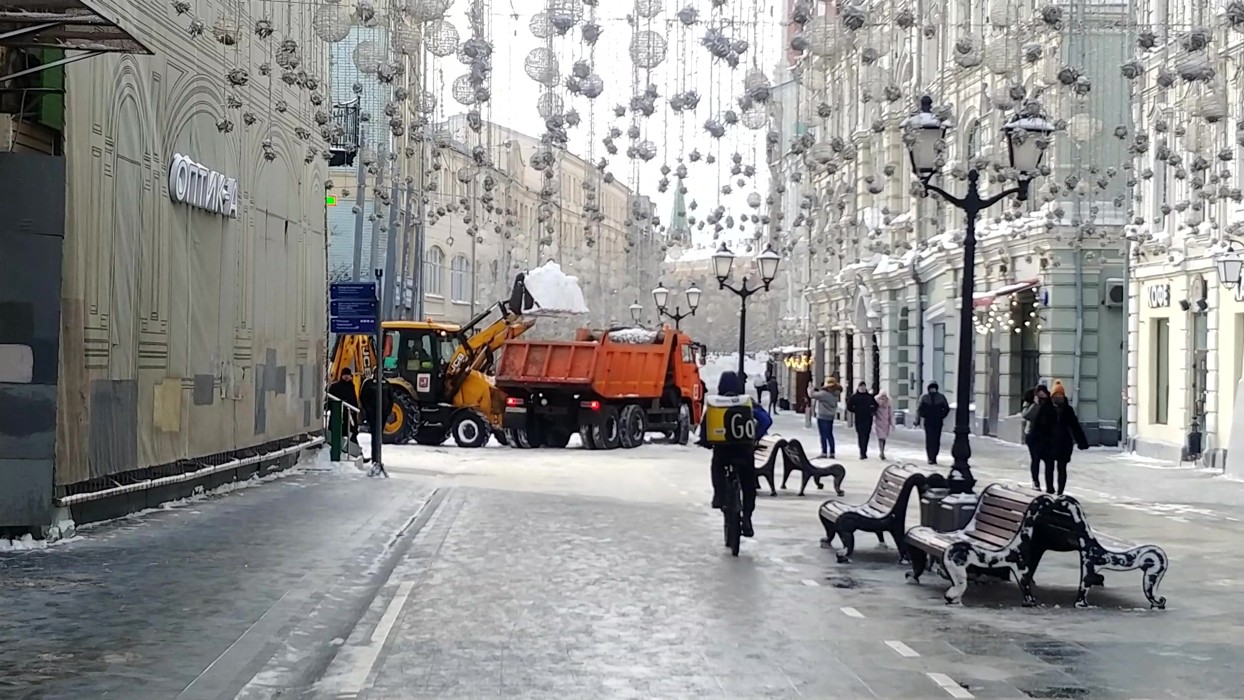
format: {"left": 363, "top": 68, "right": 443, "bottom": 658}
{"left": 697, "top": 370, "right": 772, "bottom": 538}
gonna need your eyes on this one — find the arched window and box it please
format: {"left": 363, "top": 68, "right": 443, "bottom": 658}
{"left": 424, "top": 246, "right": 445, "bottom": 297}
{"left": 451, "top": 254, "right": 471, "bottom": 302}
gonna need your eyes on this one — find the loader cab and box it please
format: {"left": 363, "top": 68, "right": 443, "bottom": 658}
{"left": 381, "top": 322, "right": 461, "bottom": 404}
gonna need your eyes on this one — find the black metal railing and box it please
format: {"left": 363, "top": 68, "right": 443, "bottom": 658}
{"left": 329, "top": 100, "right": 360, "bottom": 166}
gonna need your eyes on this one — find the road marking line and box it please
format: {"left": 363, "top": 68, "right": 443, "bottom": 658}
{"left": 927, "top": 672, "right": 974, "bottom": 698}
{"left": 331, "top": 580, "right": 415, "bottom": 692}
{"left": 886, "top": 640, "right": 920, "bottom": 657}
{"left": 800, "top": 578, "right": 819, "bottom": 587}
{"left": 841, "top": 606, "right": 865, "bottom": 618}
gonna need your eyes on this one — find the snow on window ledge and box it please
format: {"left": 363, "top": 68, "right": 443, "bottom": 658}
{"left": 425, "top": 293, "right": 445, "bottom": 300}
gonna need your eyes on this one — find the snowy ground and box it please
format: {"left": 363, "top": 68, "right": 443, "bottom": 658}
{"left": 3, "top": 420, "right": 1244, "bottom": 698}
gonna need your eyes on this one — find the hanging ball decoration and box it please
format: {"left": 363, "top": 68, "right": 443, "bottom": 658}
{"left": 636, "top": 0, "right": 663, "bottom": 18}
{"left": 743, "top": 69, "right": 771, "bottom": 102}
{"left": 537, "top": 92, "right": 564, "bottom": 119}
{"left": 352, "top": 40, "right": 385, "bottom": 73}
{"left": 408, "top": 0, "right": 452, "bottom": 22}
{"left": 548, "top": 0, "right": 584, "bottom": 32}
{"left": 747, "top": 192, "right": 762, "bottom": 208}
{"left": 629, "top": 30, "right": 668, "bottom": 68}
{"left": 312, "top": 3, "right": 352, "bottom": 43}
{"left": 529, "top": 12, "right": 554, "bottom": 38}
{"left": 983, "top": 37, "right": 1022, "bottom": 75}
{"left": 741, "top": 105, "right": 768, "bottom": 129}
{"left": 524, "top": 47, "right": 560, "bottom": 86}
{"left": 452, "top": 74, "right": 477, "bottom": 105}
{"left": 425, "top": 20, "right": 460, "bottom": 57}
{"left": 579, "top": 74, "right": 604, "bottom": 99}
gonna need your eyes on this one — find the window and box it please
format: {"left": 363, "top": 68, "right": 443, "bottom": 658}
{"left": 1153, "top": 318, "right": 1170, "bottom": 425}
{"left": 450, "top": 254, "right": 471, "bottom": 302}
{"left": 424, "top": 246, "right": 444, "bottom": 297}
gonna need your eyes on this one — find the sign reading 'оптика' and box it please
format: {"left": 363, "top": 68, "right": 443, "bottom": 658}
{"left": 168, "top": 153, "right": 239, "bottom": 218}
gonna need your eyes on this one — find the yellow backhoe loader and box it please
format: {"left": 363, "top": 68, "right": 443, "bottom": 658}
{"left": 328, "top": 274, "right": 538, "bottom": 447}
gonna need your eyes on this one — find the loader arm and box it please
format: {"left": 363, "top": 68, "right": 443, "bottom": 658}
{"left": 442, "top": 274, "right": 537, "bottom": 398}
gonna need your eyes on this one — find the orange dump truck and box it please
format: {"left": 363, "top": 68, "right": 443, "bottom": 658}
{"left": 495, "top": 326, "right": 704, "bottom": 450}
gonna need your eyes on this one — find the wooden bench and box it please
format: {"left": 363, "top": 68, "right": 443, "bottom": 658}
{"left": 818, "top": 463, "right": 944, "bottom": 563}
{"left": 905, "top": 483, "right": 1056, "bottom": 605}
{"left": 753, "top": 435, "right": 786, "bottom": 497}
{"left": 1035, "top": 496, "right": 1169, "bottom": 609}
{"left": 779, "top": 438, "right": 844, "bottom": 497}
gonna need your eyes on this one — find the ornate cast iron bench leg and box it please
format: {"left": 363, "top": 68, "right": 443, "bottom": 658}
{"left": 1077, "top": 543, "right": 1169, "bottom": 610}
{"left": 905, "top": 548, "right": 929, "bottom": 583}
{"left": 941, "top": 542, "right": 972, "bottom": 605}
{"left": 819, "top": 513, "right": 838, "bottom": 549}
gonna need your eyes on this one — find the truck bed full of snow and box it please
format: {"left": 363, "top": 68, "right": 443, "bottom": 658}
{"left": 607, "top": 328, "right": 659, "bottom": 344}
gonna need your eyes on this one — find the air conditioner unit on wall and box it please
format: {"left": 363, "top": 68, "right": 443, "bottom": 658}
{"left": 1104, "top": 278, "right": 1125, "bottom": 307}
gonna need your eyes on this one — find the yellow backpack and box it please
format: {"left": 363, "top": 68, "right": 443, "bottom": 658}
{"left": 703, "top": 394, "right": 757, "bottom": 444}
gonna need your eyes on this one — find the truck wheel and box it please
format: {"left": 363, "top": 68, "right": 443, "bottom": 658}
{"left": 675, "top": 403, "right": 692, "bottom": 445}
{"left": 544, "top": 427, "right": 572, "bottom": 448}
{"left": 451, "top": 412, "right": 490, "bottom": 448}
{"left": 493, "top": 428, "right": 509, "bottom": 446}
{"left": 591, "top": 407, "right": 622, "bottom": 450}
{"left": 618, "top": 404, "right": 646, "bottom": 449}
{"left": 578, "top": 424, "right": 597, "bottom": 450}
{"left": 414, "top": 427, "right": 448, "bottom": 446}
{"left": 504, "top": 428, "right": 533, "bottom": 448}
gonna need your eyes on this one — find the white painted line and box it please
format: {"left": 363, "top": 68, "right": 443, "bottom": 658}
{"left": 886, "top": 640, "right": 920, "bottom": 657}
{"left": 841, "top": 606, "right": 865, "bottom": 618}
{"left": 927, "top": 672, "right": 974, "bottom": 698}
{"left": 333, "top": 581, "right": 415, "bottom": 692}
{"left": 801, "top": 578, "right": 819, "bottom": 587}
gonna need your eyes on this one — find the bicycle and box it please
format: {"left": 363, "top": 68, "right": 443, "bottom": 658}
{"left": 721, "top": 461, "right": 745, "bottom": 557}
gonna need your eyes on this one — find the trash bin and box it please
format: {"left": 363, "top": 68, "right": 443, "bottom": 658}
{"left": 920, "top": 488, "right": 950, "bottom": 529}
{"left": 938, "top": 494, "right": 979, "bottom": 531}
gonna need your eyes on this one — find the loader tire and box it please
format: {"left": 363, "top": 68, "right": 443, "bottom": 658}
{"left": 618, "top": 404, "right": 646, "bottom": 449}
{"left": 451, "top": 412, "right": 490, "bottom": 448}
{"left": 384, "top": 391, "right": 420, "bottom": 444}
{"left": 414, "top": 427, "right": 448, "bottom": 446}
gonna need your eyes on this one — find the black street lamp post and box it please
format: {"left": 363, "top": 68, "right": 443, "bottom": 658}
{"left": 902, "top": 95, "right": 1055, "bottom": 494}
{"left": 652, "top": 281, "right": 702, "bottom": 329}
{"left": 712, "top": 243, "right": 782, "bottom": 380}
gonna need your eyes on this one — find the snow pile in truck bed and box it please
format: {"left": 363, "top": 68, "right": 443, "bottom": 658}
{"left": 523, "top": 261, "right": 590, "bottom": 315}
{"left": 607, "top": 328, "right": 659, "bottom": 344}
{"left": 699, "top": 352, "right": 769, "bottom": 392}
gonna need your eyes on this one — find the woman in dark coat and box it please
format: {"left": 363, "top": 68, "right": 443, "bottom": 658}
{"left": 1021, "top": 384, "right": 1050, "bottom": 489}
{"left": 1029, "top": 380, "right": 1088, "bottom": 495}
{"left": 845, "top": 382, "right": 878, "bottom": 459}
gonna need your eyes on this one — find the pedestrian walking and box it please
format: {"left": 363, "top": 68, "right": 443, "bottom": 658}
{"left": 915, "top": 382, "right": 951, "bottom": 464}
{"left": 766, "top": 374, "right": 780, "bottom": 414}
{"left": 1029, "top": 380, "right": 1088, "bottom": 495}
{"left": 752, "top": 371, "right": 766, "bottom": 404}
{"left": 327, "top": 368, "right": 362, "bottom": 442}
{"left": 809, "top": 378, "right": 842, "bottom": 458}
{"left": 845, "top": 382, "right": 878, "bottom": 459}
{"left": 1021, "top": 384, "right": 1050, "bottom": 488}
{"left": 873, "top": 390, "right": 895, "bottom": 461}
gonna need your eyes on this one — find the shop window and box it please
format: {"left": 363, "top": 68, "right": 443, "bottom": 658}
{"left": 932, "top": 323, "right": 947, "bottom": 390}
{"left": 1153, "top": 318, "right": 1170, "bottom": 425}
{"left": 450, "top": 254, "right": 471, "bottom": 302}
{"left": 424, "top": 246, "right": 445, "bottom": 297}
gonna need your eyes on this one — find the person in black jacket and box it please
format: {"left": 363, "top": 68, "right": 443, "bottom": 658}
{"left": 765, "top": 375, "right": 780, "bottom": 414}
{"left": 327, "top": 368, "right": 361, "bottom": 440}
{"left": 1021, "top": 384, "right": 1050, "bottom": 488}
{"left": 845, "top": 382, "right": 878, "bottom": 459}
{"left": 1029, "top": 380, "right": 1088, "bottom": 494}
{"left": 915, "top": 382, "right": 951, "bottom": 464}
{"left": 358, "top": 376, "right": 395, "bottom": 450}
{"left": 697, "top": 371, "right": 772, "bottom": 538}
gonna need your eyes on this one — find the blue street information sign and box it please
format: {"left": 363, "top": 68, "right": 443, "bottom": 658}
{"left": 329, "top": 282, "right": 377, "bottom": 301}
{"left": 330, "top": 282, "right": 379, "bottom": 334}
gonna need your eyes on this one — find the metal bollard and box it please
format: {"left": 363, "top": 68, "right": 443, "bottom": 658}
{"left": 329, "top": 400, "right": 343, "bottom": 462}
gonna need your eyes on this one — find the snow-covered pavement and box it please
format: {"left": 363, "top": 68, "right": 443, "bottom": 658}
{"left": 3, "top": 430, "right": 1244, "bottom": 699}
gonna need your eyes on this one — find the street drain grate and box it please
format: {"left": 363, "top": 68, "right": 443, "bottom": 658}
{"left": 824, "top": 575, "right": 859, "bottom": 589}
{"left": 1025, "top": 686, "right": 1091, "bottom": 698}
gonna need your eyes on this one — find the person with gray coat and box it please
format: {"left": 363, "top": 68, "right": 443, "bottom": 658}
{"left": 808, "top": 378, "right": 843, "bottom": 458}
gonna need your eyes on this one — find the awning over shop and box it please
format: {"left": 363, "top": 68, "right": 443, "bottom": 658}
{"left": 973, "top": 278, "right": 1040, "bottom": 308}
{"left": 0, "top": 0, "right": 152, "bottom": 83}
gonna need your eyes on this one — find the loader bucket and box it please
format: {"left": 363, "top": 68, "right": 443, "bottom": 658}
{"left": 519, "top": 262, "right": 590, "bottom": 317}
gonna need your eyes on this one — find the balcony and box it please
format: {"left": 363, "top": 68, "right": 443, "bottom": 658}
{"left": 328, "top": 99, "right": 360, "bottom": 167}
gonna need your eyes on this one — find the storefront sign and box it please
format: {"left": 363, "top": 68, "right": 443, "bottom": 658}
{"left": 1148, "top": 284, "right": 1171, "bottom": 308}
{"left": 168, "top": 153, "right": 238, "bottom": 217}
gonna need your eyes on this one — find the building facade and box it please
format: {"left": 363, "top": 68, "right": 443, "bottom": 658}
{"left": 1, "top": 1, "right": 330, "bottom": 530}
{"left": 1124, "top": 0, "right": 1244, "bottom": 471}
{"left": 796, "top": 1, "right": 1130, "bottom": 443}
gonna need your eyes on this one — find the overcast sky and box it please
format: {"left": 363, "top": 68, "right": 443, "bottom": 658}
{"left": 425, "top": 0, "right": 786, "bottom": 256}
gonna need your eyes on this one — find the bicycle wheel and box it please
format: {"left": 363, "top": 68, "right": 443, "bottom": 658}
{"left": 724, "top": 475, "right": 742, "bottom": 557}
